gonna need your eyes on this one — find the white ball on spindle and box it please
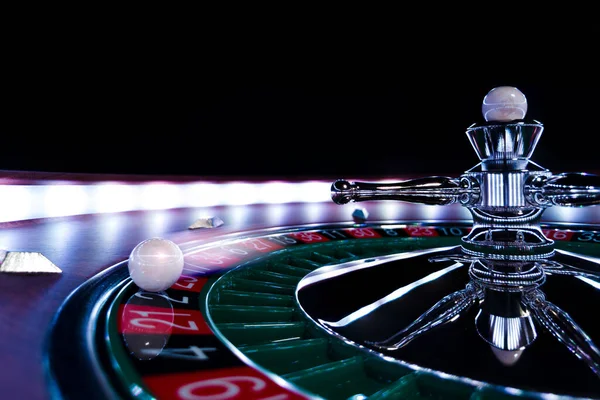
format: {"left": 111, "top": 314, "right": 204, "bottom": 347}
{"left": 481, "top": 86, "right": 528, "bottom": 122}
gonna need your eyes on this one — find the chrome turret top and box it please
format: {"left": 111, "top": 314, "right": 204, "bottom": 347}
{"left": 468, "top": 86, "right": 543, "bottom": 171}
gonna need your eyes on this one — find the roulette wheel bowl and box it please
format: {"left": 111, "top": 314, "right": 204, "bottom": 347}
{"left": 44, "top": 219, "right": 600, "bottom": 400}
{"left": 39, "top": 85, "right": 600, "bottom": 399}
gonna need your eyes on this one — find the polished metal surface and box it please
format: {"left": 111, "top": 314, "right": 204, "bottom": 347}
{"left": 526, "top": 172, "right": 600, "bottom": 207}
{"left": 331, "top": 176, "right": 467, "bottom": 206}
{"left": 296, "top": 246, "right": 600, "bottom": 398}
{"left": 330, "top": 88, "right": 600, "bottom": 261}
{"left": 327, "top": 87, "right": 600, "bottom": 398}
{"left": 465, "top": 121, "right": 544, "bottom": 170}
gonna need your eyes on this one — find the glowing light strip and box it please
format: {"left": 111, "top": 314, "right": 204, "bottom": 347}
{"left": 0, "top": 180, "right": 333, "bottom": 223}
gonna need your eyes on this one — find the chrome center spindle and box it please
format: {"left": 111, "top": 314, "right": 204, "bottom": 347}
{"left": 331, "top": 86, "right": 600, "bottom": 265}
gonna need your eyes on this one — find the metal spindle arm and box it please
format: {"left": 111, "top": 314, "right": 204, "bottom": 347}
{"left": 526, "top": 172, "right": 600, "bottom": 207}
{"left": 367, "top": 283, "right": 479, "bottom": 351}
{"left": 525, "top": 290, "right": 600, "bottom": 377}
{"left": 331, "top": 176, "right": 475, "bottom": 206}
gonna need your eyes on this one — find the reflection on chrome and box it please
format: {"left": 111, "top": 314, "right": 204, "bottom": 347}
{"left": 376, "top": 251, "right": 600, "bottom": 377}
{"left": 121, "top": 290, "right": 174, "bottom": 360}
{"left": 327, "top": 87, "right": 600, "bottom": 388}
{"left": 525, "top": 290, "right": 600, "bottom": 377}
{"left": 299, "top": 246, "right": 600, "bottom": 380}
{"left": 475, "top": 306, "right": 537, "bottom": 351}
{"left": 331, "top": 87, "right": 599, "bottom": 261}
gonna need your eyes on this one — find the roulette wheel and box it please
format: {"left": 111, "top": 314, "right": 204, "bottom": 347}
{"left": 1, "top": 86, "right": 599, "bottom": 400}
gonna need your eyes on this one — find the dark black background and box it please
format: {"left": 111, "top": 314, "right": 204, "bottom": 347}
{"left": 4, "top": 33, "right": 599, "bottom": 179}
